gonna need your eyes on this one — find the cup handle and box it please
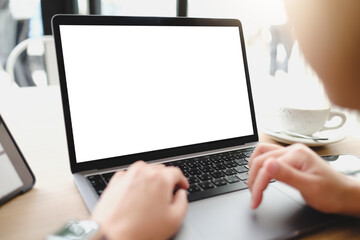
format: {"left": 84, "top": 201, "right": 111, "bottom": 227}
{"left": 320, "top": 111, "right": 346, "bottom": 131}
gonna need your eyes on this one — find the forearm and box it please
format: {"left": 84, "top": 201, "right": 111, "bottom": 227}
{"left": 341, "top": 177, "right": 360, "bottom": 217}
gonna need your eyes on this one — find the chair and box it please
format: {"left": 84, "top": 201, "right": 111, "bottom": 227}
{"left": 5, "top": 35, "right": 59, "bottom": 87}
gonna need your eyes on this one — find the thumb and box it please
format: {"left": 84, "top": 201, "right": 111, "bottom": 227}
{"left": 170, "top": 189, "right": 188, "bottom": 223}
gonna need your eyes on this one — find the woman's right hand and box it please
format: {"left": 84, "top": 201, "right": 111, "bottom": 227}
{"left": 248, "top": 143, "right": 360, "bottom": 217}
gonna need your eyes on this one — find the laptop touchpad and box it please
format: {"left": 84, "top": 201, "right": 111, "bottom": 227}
{"left": 175, "top": 186, "right": 330, "bottom": 240}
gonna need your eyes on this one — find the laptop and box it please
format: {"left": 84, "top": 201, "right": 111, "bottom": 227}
{"left": 52, "top": 15, "right": 336, "bottom": 239}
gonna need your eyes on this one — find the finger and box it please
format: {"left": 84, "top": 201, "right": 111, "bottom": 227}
{"left": 128, "top": 160, "right": 146, "bottom": 170}
{"left": 114, "top": 170, "right": 126, "bottom": 179}
{"left": 149, "top": 163, "right": 166, "bottom": 169}
{"left": 247, "top": 147, "right": 288, "bottom": 190}
{"left": 248, "top": 143, "right": 283, "bottom": 167}
{"left": 251, "top": 154, "right": 312, "bottom": 208}
{"left": 250, "top": 158, "right": 276, "bottom": 209}
{"left": 102, "top": 171, "right": 127, "bottom": 197}
{"left": 164, "top": 167, "right": 189, "bottom": 190}
{"left": 271, "top": 156, "right": 312, "bottom": 192}
{"left": 170, "top": 189, "right": 188, "bottom": 223}
{"left": 107, "top": 170, "right": 126, "bottom": 185}
{"left": 125, "top": 161, "right": 148, "bottom": 177}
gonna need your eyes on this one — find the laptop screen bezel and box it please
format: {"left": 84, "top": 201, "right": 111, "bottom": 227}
{"left": 51, "top": 15, "right": 258, "bottom": 173}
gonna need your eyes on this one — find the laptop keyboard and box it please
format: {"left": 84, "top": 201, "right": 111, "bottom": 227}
{"left": 87, "top": 147, "right": 257, "bottom": 202}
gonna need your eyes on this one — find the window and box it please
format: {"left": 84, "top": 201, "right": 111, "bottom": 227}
{"left": 101, "top": 0, "right": 176, "bottom": 17}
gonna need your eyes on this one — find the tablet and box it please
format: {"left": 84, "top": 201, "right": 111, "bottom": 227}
{"left": 0, "top": 115, "right": 35, "bottom": 206}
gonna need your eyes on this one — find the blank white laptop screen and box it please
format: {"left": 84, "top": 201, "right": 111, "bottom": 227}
{"left": 59, "top": 25, "right": 253, "bottom": 163}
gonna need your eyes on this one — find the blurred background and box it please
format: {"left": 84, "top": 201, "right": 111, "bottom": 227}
{"left": 0, "top": 0, "right": 359, "bottom": 136}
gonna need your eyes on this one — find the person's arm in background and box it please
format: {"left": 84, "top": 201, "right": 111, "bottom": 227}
{"left": 91, "top": 161, "right": 189, "bottom": 240}
{"left": 248, "top": 0, "right": 360, "bottom": 217}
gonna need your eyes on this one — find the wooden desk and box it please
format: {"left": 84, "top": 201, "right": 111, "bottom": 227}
{"left": 0, "top": 86, "right": 360, "bottom": 239}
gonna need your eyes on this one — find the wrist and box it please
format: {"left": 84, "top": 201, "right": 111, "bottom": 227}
{"left": 47, "top": 220, "right": 108, "bottom": 240}
{"left": 91, "top": 216, "right": 135, "bottom": 240}
{"left": 91, "top": 225, "right": 108, "bottom": 240}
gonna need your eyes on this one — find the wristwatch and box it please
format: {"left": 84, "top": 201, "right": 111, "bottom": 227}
{"left": 47, "top": 220, "right": 107, "bottom": 240}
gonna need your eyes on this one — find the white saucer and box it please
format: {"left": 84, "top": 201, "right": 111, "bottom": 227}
{"left": 262, "top": 128, "right": 346, "bottom": 147}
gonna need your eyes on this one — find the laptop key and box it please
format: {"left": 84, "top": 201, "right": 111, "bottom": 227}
{"left": 198, "top": 173, "right": 212, "bottom": 181}
{"left": 234, "top": 158, "right": 248, "bottom": 166}
{"left": 102, "top": 172, "right": 115, "bottom": 183}
{"left": 224, "top": 160, "right": 238, "bottom": 168}
{"left": 212, "top": 163, "right": 226, "bottom": 171}
{"left": 223, "top": 168, "right": 237, "bottom": 176}
{"left": 236, "top": 172, "right": 248, "bottom": 181}
{"left": 211, "top": 178, "right": 227, "bottom": 187}
{"left": 187, "top": 181, "right": 249, "bottom": 202}
{"left": 87, "top": 175, "right": 105, "bottom": 186}
{"left": 187, "top": 176, "right": 200, "bottom": 184}
{"left": 221, "top": 156, "right": 231, "bottom": 162}
{"left": 233, "top": 152, "right": 246, "bottom": 158}
{"left": 199, "top": 159, "right": 212, "bottom": 166}
{"left": 177, "top": 164, "right": 189, "bottom": 172}
{"left": 199, "top": 166, "right": 214, "bottom": 173}
{"left": 198, "top": 181, "right": 215, "bottom": 190}
{"left": 187, "top": 169, "right": 201, "bottom": 176}
{"left": 186, "top": 161, "right": 200, "bottom": 169}
{"left": 243, "top": 151, "right": 252, "bottom": 157}
{"left": 210, "top": 171, "right": 225, "bottom": 179}
{"left": 234, "top": 166, "right": 247, "bottom": 173}
{"left": 87, "top": 175, "right": 106, "bottom": 196}
{"left": 224, "top": 175, "right": 240, "bottom": 183}
{"left": 188, "top": 184, "right": 202, "bottom": 193}
{"left": 210, "top": 157, "right": 223, "bottom": 164}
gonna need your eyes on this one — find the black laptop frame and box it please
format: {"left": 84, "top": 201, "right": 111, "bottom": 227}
{"left": 51, "top": 15, "right": 258, "bottom": 173}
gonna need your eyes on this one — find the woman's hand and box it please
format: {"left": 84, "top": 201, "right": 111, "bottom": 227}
{"left": 248, "top": 143, "right": 360, "bottom": 217}
{"left": 91, "top": 161, "right": 189, "bottom": 240}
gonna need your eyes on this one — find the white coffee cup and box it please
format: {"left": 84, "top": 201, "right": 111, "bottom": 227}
{"left": 278, "top": 106, "right": 347, "bottom": 136}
